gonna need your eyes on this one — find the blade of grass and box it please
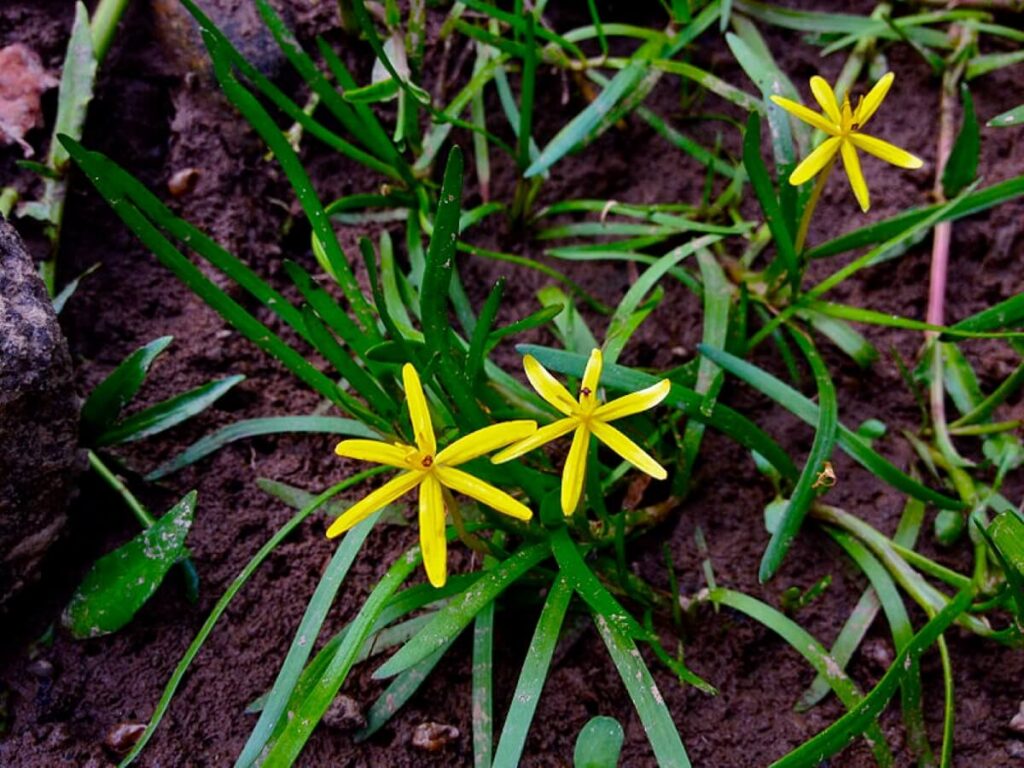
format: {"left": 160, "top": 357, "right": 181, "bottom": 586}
{"left": 768, "top": 590, "right": 973, "bottom": 768}
{"left": 711, "top": 589, "right": 894, "bottom": 766}
{"left": 743, "top": 113, "right": 798, "bottom": 291}
{"left": 806, "top": 175, "right": 1024, "bottom": 260}
{"left": 604, "top": 235, "right": 721, "bottom": 365}
{"left": 698, "top": 345, "right": 964, "bottom": 510}
{"left": 798, "top": 496, "right": 925, "bottom": 711}
{"left": 62, "top": 140, "right": 350, "bottom": 412}
{"left": 146, "top": 416, "right": 376, "bottom": 480}
{"left": 491, "top": 574, "right": 573, "bottom": 768}
{"left": 472, "top": 600, "right": 495, "bottom": 768}
{"left": 262, "top": 548, "right": 420, "bottom": 766}
{"left": 235, "top": 509, "right": 383, "bottom": 767}
{"left": 593, "top": 600, "right": 692, "bottom": 768}
{"left": 116, "top": 469, "right": 387, "bottom": 766}
{"left": 374, "top": 542, "right": 550, "bottom": 678}
{"left": 96, "top": 375, "right": 244, "bottom": 447}
{"left": 759, "top": 330, "right": 837, "bottom": 581}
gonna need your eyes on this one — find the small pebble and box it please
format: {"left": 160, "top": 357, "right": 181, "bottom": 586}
{"left": 167, "top": 167, "right": 200, "bottom": 197}
{"left": 411, "top": 721, "right": 460, "bottom": 752}
{"left": 1010, "top": 701, "right": 1024, "bottom": 734}
{"left": 103, "top": 723, "right": 147, "bottom": 755}
{"left": 322, "top": 694, "right": 365, "bottom": 731}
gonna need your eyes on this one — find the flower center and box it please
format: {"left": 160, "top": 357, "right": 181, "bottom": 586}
{"left": 580, "top": 387, "right": 592, "bottom": 397}
{"left": 421, "top": 455, "right": 434, "bottom": 468}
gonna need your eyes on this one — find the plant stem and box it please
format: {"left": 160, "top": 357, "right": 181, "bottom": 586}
{"left": 88, "top": 449, "right": 155, "bottom": 528}
{"left": 91, "top": 0, "right": 132, "bottom": 65}
{"left": 793, "top": 158, "right": 835, "bottom": 255}
{"left": 926, "top": 25, "right": 974, "bottom": 468}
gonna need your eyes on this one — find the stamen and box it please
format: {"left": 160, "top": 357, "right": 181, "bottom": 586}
{"left": 421, "top": 455, "right": 434, "bottom": 468}
{"left": 581, "top": 387, "right": 592, "bottom": 397}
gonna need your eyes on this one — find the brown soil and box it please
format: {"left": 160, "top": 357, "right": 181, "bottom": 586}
{"left": 2, "top": 1, "right": 1023, "bottom": 766}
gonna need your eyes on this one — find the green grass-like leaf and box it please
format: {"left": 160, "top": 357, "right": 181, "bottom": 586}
{"left": 942, "top": 85, "right": 979, "bottom": 198}
{"left": 768, "top": 590, "right": 973, "bottom": 768}
{"left": 712, "top": 588, "right": 894, "bottom": 765}
{"left": 758, "top": 331, "right": 837, "bottom": 581}
{"left": 698, "top": 345, "right": 963, "bottom": 510}
{"left": 235, "top": 509, "right": 382, "bottom": 767}
{"left": 374, "top": 542, "right": 550, "bottom": 679}
{"left": 96, "top": 375, "right": 244, "bottom": 447}
{"left": 492, "top": 574, "right": 573, "bottom": 768}
{"left": 80, "top": 335, "right": 172, "bottom": 441}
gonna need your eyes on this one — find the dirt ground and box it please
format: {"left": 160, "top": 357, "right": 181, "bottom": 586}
{"left": 1, "top": 1, "right": 1023, "bottom": 766}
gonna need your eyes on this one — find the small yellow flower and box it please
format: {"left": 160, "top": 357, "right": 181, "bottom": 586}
{"left": 328, "top": 363, "right": 536, "bottom": 587}
{"left": 770, "top": 73, "right": 923, "bottom": 212}
{"left": 493, "top": 349, "right": 670, "bottom": 516}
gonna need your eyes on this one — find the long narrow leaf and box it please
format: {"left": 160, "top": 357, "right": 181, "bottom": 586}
{"left": 235, "top": 510, "right": 382, "bottom": 767}
{"left": 491, "top": 574, "right": 573, "bottom": 768}
{"left": 699, "top": 345, "right": 963, "bottom": 510}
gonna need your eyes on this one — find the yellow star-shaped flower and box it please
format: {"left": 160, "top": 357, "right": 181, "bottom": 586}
{"left": 771, "top": 73, "right": 923, "bottom": 212}
{"left": 493, "top": 349, "right": 670, "bottom": 516}
{"left": 328, "top": 363, "right": 536, "bottom": 587}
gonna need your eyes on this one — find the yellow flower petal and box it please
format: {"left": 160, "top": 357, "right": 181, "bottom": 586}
{"left": 491, "top": 417, "right": 578, "bottom": 463}
{"left": 789, "top": 136, "right": 842, "bottom": 186}
{"left": 560, "top": 426, "right": 590, "bottom": 516}
{"left": 419, "top": 474, "right": 447, "bottom": 588}
{"left": 580, "top": 348, "right": 603, "bottom": 406}
{"left": 769, "top": 95, "right": 838, "bottom": 135}
{"left": 809, "top": 76, "right": 841, "bottom": 125}
{"left": 335, "top": 439, "right": 412, "bottom": 468}
{"left": 590, "top": 421, "right": 667, "bottom": 480}
{"left": 402, "top": 363, "right": 436, "bottom": 455}
{"left": 594, "top": 379, "right": 671, "bottom": 422}
{"left": 434, "top": 465, "right": 533, "bottom": 521}
{"left": 840, "top": 140, "right": 870, "bottom": 213}
{"left": 853, "top": 72, "right": 894, "bottom": 128}
{"left": 849, "top": 133, "right": 923, "bottom": 169}
{"left": 326, "top": 470, "right": 422, "bottom": 538}
{"left": 523, "top": 355, "right": 578, "bottom": 416}
{"left": 436, "top": 420, "right": 537, "bottom": 466}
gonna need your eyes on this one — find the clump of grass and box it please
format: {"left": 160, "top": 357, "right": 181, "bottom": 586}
{"left": 50, "top": 0, "right": 1024, "bottom": 766}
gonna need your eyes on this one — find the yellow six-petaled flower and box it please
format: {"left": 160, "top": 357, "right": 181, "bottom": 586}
{"left": 770, "top": 72, "right": 923, "bottom": 212}
{"left": 328, "top": 363, "right": 536, "bottom": 588}
{"left": 493, "top": 349, "right": 671, "bottom": 516}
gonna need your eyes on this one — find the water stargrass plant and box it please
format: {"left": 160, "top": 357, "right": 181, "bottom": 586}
{"left": 45, "top": 0, "right": 1024, "bottom": 765}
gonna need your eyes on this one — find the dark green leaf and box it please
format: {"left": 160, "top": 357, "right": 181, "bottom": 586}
{"left": 96, "top": 375, "right": 244, "bottom": 447}
{"left": 769, "top": 590, "right": 973, "bottom": 768}
{"left": 147, "top": 416, "right": 377, "bottom": 480}
{"left": 759, "top": 332, "right": 837, "bottom": 581}
{"left": 80, "top": 336, "right": 172, "bottom": 440}
{"left": 743, "top": 113, "right": 798, "bottom": 288}
{"left": 806, "top": 175, "right": 1024, "bottom": 260}
{"left": 374, "top": 542, "right": 550, "bottom": 679}
{"left": 942, "top": 85, "right": 979, "bottom": 198}
{"left": 698, "top": 345, "right": 963, "bottom": 510}
{"left": 63, "top": 492, "right": 196, "bottom": 638}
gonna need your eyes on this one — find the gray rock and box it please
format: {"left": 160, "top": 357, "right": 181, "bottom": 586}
{"left": 0, "top": 216, "right": 80, "bottom": 609}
